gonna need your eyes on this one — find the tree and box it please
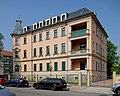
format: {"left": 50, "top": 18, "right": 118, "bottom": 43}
{"left": 0, "top": 33, "right": 4, "bottom": 50}
{"left": 0, "top": 33, "right": 4, "bottom": 69}
{"left": 107, "top": 40, "right": 119, "bottom": 76}
{"left": 112, "top": 58, "right": 120, "bottom": 74}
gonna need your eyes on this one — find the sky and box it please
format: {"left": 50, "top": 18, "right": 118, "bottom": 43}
{"left": 0, "top": 0, "right": 120, "bottom": 56}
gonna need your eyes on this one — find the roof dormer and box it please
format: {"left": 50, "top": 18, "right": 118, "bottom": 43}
{"left": 45, "top": 18, "right": 51, "bottom": 26}
{"left": 38, "top": 21, "right": 45, "bottom": 28}
{"left": 52, "top": 16, "right": 59, "bottom": 24}
{"left": 33, "top": 23, "right": 39, "bottom": 30}
{"left": 60, "top": 13, "right": 68, "bottom": 21}
{"left": 23, "top": 26, "right": 29, "bottom": 33}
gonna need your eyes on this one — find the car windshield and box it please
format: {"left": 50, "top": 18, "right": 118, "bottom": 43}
{"left": 0, "top": 85, "right": 5, "bottom": 90}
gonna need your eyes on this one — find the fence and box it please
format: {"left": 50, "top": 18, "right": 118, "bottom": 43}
{"left": 90, "top": 70, "right": 113, "bottom": 87}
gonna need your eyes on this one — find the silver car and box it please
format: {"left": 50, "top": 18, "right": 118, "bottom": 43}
{"left": 112, "top": 83, "right": 120, "bottom": 96}
{"left": 0, "top": 85, "right": 16, "bottom": 96}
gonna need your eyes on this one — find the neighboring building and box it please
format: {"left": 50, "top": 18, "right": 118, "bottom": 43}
{"left": 0, "top": 50, "right": 13, "bottom": 76}
{"left": 11, "top": 8, "right": 108, "bottom": 82}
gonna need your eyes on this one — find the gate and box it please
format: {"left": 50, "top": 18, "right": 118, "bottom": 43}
{"left": 81, "top": 74, "right": 87, "bottom": 86}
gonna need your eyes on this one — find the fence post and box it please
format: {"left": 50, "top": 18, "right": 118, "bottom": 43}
{"left": 36, "top": 74, "right": 38, "bottom": 82}
{"left": 87, "top": 70, "right": 90, "bottom": 87}
{"left": 79, "top": 72, "right": 81, "bottom": 86}
{"left": 8, "top": 74, "right": 10, "bottom": 80}
{"left": 113, "top": 71, "right": 116, "bottom": 85}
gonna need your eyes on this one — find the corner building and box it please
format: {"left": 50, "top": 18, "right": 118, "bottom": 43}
{"left": 11, "top": 8, "right": 108, "bottom": 82}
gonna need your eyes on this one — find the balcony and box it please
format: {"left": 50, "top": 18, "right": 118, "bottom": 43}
{"left": 70, "top": 49, "right": 87, "bottom": 55}
{"left": 71, "top": 29, "right": 87, "bottom": 37}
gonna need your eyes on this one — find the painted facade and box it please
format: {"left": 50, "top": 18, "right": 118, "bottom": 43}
{"left": 11, "top": 8, "right": 108, "bottom": 82}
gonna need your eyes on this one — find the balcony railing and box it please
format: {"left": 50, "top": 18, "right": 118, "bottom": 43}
{"left": 70, "top": 49, "right": 87, "bottom": 55}
{"left": 71, "top": 29, "right": 87, "bottom": 37}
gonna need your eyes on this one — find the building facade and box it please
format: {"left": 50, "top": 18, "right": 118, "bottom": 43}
{"left": 0, "top": 50, "right": 13, "bottom": 76}
{"left": 11, "top": 8, "right": 108, "bottom": 82}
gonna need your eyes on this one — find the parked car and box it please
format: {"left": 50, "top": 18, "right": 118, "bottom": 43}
{"left": 0, "top": 85, "right": 16, "bottom": 96}
{"left": 5, "top": 78, "right": 29, "bottom": 87}
{"left": 111, "top": 83, "right": 120, "bottom": 95}
{"left": 0, "top": 78, "right": 7, "bottom": 85}
{"left": 33, "top": 78, "right": 67, "bottom": 91}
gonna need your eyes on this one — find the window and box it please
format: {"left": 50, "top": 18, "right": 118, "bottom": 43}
{"left": 24, "top": 37, "right": 27, "bottom": 44}
{"left": 23, "top": 50, "right": 27, "bottom": 58}
{"left": 61, "top": 27, "right": 65, "bottom": 36}
{"left": 39, "top": 33, "right": 42, "bottom": 41}
{"left": 61, "top": 43, "right": 66, "bottom": 53}
{"left": 53, "top": 18, "right": 56, "bottom": 24}
{"left": 46, "top": 63, "right": 50, "bottom": 71}
{"left": 15, "top": 37, "right": 18, "bottom": 45}
{"left": 54, "top": 44, "right": 58, "bottom": 54}
{"left": 39, "top": 47, "right": 42, "bottom": 56}
{"left": 34, "top": 64, "right": 37, "bottom": 71}
{"left": 46, "top": 46, "right": 50, "bottom": 55}
{"left": 80, "top": 62, "right": 86, "bottom": 70}
{"left": 46, "top": 31, "right": 50, "bottom": 39}
{"left": 34, "top": 48, "right": 37, "bottom": 57}
{"left": 96, "top": 62, "right": 98, "bottom": 71}
{"left": 62, "top": 15, "right": 65, "bottom": 21}
{"left": 33, "top": 35, "right": 36, "bottom": 42}
{"left": 34, "top": 25, "right": 37, "bottom": 29}
{"left": 96, "top": 27, "right": 99, "bottom": 36}
{"left": 96, "top": 43, "right": 98, "bottom": 53}
{"left": 24, "top": 64, "right": 27, "bottom": 72}
{"left": 54, "top": 62, "right": 58, "bottom": 71}
{"left": 62, "top": 61, "right": 66, "bottom": 71}
{"left": 15, "top": 51, "right": 19, "bottom": 58}
{"left": 39, "top": 63, "right": 42, "bottom": 71}
{"left": 54, "top": 29, "right": 58, "bottom": 38}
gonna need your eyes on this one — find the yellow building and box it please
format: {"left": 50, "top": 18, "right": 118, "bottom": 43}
{"left": 11, "top": 8, "right": 108, "bottom": 82}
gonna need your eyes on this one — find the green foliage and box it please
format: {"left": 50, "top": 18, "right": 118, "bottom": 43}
{"left": 0, "top": 33, "right": 4, "bottom": 50}
{"left": 107, "top": 40, "right": 120, "bottom": 75}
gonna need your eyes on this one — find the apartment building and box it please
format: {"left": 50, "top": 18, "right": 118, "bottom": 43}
{"left": 11, "top": 8, "right": 108, "bottom": 82}
{"left": 0, "top": 50, "right": 13, "bottom": 76}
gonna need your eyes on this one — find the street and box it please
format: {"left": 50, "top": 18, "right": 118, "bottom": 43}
{"left": 7, "top": 86, "right": 114, "bottom": 96}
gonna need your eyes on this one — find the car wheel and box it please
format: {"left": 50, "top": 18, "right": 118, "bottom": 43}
{"left": 5, "top": 83, "right": 9, "bottom": 87}
{"left": 34, "top": 84, "right": 39, "bottom": 89}
{"left": 16, "top": 84, "right": 20, "bottom": 87}
{"left": 51, "top": 85, "right": 56, "bottom": 91}
{"left": 116, "top": 89, "right": 120, "bottom": 96}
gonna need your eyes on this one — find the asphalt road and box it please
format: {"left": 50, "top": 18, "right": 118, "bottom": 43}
{"left": 7, "top": 86, "right": 114, "bottom": 96}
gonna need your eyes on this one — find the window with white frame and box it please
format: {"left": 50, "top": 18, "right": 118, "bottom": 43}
{"left": 46, "top": 46, "right": 50, "bottom": 55}
{"left": 33, "top": 34, "right": 36, "bottom": 42}
{"left": 61, "top": 43, "right": 66, "bottom": 53}
{"left": 60, "top": 13, "right": 68, "bottom": 21}
{"left": 54, "top": 44, "right": 58, "bottom": 54}
{"left": 15, "top": 37, "right": 18, "bottom": 45}
{"left": 39, "top": 33, "right": 42, "bottom": 41}
{"left": 46, "top": 31, "right": 50, "bottom": 39}
{"left": 61, "top": 27, "right": 66, "bottom": 36}
{"left": 54, "top": 29, "right": 58, "bottom": 38}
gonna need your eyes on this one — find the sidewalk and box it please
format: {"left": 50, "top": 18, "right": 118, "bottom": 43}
{"left": 69, "top": 86, "right": 113, "bottom": 95}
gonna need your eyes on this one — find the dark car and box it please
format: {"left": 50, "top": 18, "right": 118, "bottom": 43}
{"left": 0, "top": 85, "right": 16, "bottom": 96}
{"left": 112, "top": 83, "right": 120, "bottom": 96}
{"left": 5, "top": 78, "right": 29, "bottom": 87}
{"left": 0, "top": 78, "right": 7, "bottom": 85}
{"left": 33, "top": 78, "right": 67, "bottom": 91}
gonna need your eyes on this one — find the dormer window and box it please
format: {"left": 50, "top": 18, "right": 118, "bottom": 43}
{"left": 52, "top": 16, "right": 59, "bottom": 24}
{"left": 60, "top": 13, "right": 68, "bottom": 21}
{"left": 53, "top": 18, "right": 56, "bottom": 24}
{"left": 39, "top": 21, "right": 45, "bottom": 28}
{"left": 45, "top": 18, "right": 51, "bottom": 26}
{"left": 23, "top": 26, "right": 28, "bottom": 33}
{"left": 33, "top": 23, "right": 39, "bottom": 30}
